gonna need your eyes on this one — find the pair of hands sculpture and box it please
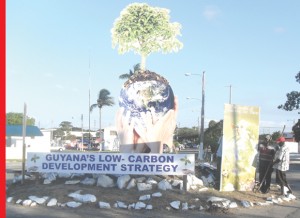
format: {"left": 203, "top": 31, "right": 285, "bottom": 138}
{"left": 116, "top": 97, "right": 178, "bottom": 153}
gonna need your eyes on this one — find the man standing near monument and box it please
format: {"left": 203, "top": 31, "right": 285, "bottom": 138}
{"left": 257, "top": 135, "right": 275, "bottom": 193}
{"left": 272, "top": 136, "right": 293, "bottom": 195}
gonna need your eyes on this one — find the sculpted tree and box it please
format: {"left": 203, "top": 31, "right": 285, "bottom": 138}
{"left": 111, "top": 3, "right": 183, "bottom": 71}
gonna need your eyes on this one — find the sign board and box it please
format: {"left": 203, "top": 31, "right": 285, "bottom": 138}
{"left": 27, "top": 152, "right": 195, "bottom": 175}
{"left": 221, "top": 104, "right": 260, "bottom": 191}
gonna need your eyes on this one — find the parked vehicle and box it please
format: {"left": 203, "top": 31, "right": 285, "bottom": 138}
{"left": 50, "top": 144, "right": 65, "bottom": 152}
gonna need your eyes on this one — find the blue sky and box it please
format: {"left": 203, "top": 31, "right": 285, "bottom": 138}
{"left": 6, "top": 0, "right": 300, "bottom": 133}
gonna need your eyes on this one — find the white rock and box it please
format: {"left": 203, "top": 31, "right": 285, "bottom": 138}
{"left": 277, "top": 198, "right": 284, "bottom": 203}
{"left": 146, "top": 204, "right": 153, "bottom": 210}
{"left": 229, "top": 202, "right": 238, "bottom": 208}
{"left": 139, "top": 194, "right": 151, "bottom": 201}
{"left": 71, "top": 173, "right": 85, "bottom": 178}
{"left": 97, "top": 175, "right": 115, "bottom": 188}
{"left": 199, "top": 187, "right": 209, "bottom": 192}
{"left": 146, "top": 177, "right": 158, "bottom": 185}
{"left": 28, "top": 196, "right": 47, "bottom": 205}
{"left": 47, "top": 198, "right": 57, "bottom": 207}
{"left": 43, "top": 179, "right": 52, "bottom": 184}
{"left": 99, "top": 201, "right": 111, "bottom": 209}
{"left": 256, "top": 202, "right": 269, "bottom": 206}
{"left": 189, "top": 205, "right": 196, "bottom": 209}
{"left": 65, "top": 180, "right": 81, "bottom": 185}
{"left": 58, "top": 173, "right": 72, "bottom": 178}
{"left": 207, "top": 196, "right": 231, "bottom": 208}
{"left": 135, "top": 201, "right": 146, "bottom": 209}
{"left": 158, "top": 179, "right": 172, "bottom": 191}
{"left": 187, "top": 174, "right": 203, "bottom": 187}
{"left": 128, "top": 203, "right": 135, "bottom": 209}
{"left": 6, "top": 197, "right": 13, "bottom": 203}
{"left": 68, "top": 192, "right": 97, "bottom": 203}
{"left": 117, "top": 175, "right": 131, "bottom": 189}
{"left": 30, "top": 202, "right": 37, "bottom": 207}
{"left": 41, "top": 173, "right": 57, "bottom": 181}
{"left": 136, "top": 177, "right": 146, "bottom": 183}
{"left": 66, "top": 201, "right": 82, "bottom": 208}
{"left": 172, "top": 179, "right": 182, "bottom": 187}
{"left": 170, "top": 201, "right": 180, "bottom": 210}
{"left": 152, "top": 192, "right": 162, "bottom": 197}
{"left": 16, "top": 199, "right": 22, "bottom": 204}
{"left": 22, "top": 199, "right": 32, "bottom": 206}
{"left": 190, "top": 185, "right": 197, "bottom": 190}
{"left": 137, "top": 183, "right": 152, "bottom": 191}
{"left": 13, "top": 175, "right": 31, "bottom": 183}
{"left": 126, "top": 178, "right": 136, "bottom": 189}
{"left": 80, "top": 177, "right": 96, "bottom": 186}
{"left": 115, "top": 201, "right": 127, "bottom": 209}
{"left": 287, "top": 193, "right": 296, "bottom": 200}
{"left": 182, "top": 202, "right": 188, "bottom": 210}
{"left": 240, "top": 200, "right": 252, "bottom": 208}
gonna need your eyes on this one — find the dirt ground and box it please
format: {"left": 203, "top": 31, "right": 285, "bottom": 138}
{"left": 6, "top": 165, "right": 285, "bottom": 214}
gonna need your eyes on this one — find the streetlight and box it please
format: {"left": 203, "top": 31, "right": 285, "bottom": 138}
{"left": 225, "top": 84, "right": 232, "bottom": 104}
{"left": 185, "top": 71, "right": 205, "bottom": 161}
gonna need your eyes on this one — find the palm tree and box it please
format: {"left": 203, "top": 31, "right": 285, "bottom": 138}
{"left": 90, "top": 89, "right": 114, "bottom": 147}
{"left": 119, "top": 63, "right": 141, "bottom": 80}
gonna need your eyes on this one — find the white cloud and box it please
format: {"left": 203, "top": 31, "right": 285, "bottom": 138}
{"left": 55, "top": 84, "right": 64, "bottom": 89}
{"left": 274, "top": 26, "right": 285, "bottom": 33}
{"left": 44, "top": 73, "right": 54, "bottom": 78}
{"left": 203, "top": 6, "right": 220, "bottom": 21}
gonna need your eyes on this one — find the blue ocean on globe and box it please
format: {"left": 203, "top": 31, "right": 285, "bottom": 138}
{"left": 119, "top": 79, "right": 174, "bottom": 127}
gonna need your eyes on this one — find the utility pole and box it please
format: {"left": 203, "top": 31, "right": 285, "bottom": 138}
{"left": 199, "top": 71, "right": 205, "bottom": 161}
{"left": 88, "top": 52, "right": 91, "bottom": 144}
{"left": 22, "top": 103, "right": 27, "bottom": 184}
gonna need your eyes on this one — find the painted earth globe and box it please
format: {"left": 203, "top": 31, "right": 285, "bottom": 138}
{"left": 119, "top": 70, "right": 175, "bottom": 127}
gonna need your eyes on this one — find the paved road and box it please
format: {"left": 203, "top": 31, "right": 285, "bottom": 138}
{"left": 6, "top": 152, "right": 300, "bottom": 218}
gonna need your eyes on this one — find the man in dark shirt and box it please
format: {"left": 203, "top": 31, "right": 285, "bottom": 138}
{"left": 258, "top": 135, "right": 275, "bottom": 193}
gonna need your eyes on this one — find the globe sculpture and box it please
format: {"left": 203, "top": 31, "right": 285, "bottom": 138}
{"left": 119, "top": 70, "right": 175, "bottom": 128}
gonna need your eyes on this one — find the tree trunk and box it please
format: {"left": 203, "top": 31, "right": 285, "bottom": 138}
{"left": 141, "top": 55, "right": 146, "bottom": 71}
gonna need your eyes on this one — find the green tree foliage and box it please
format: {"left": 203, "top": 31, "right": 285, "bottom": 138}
{"left": 119, "top": 63, "right": 141, "bottom": 80}
{"left": 59, "top": 121, "right": 73, "bottom": 132}
{"left": 278, "top": 71, "right": 300, "bottom": 111}
{"left": 111, "top": 3, "right": 183, "bottom": 70}
{"left": 90, "top": 89, "right": 114, "bottom": 136}
{"left": 53, "top": 128, "right": 64, "bottom": 139}
{"left": 177, "top": 127, "right": 199, "bottom": 142}
{"left": 292, "top": 119, "right": 300, "bottom": 142}
{"left": 271, "top": 131, "right": 281, "bottom": 141}
{"left": 6, "top": 112, "right": 35, "bottom": 125}
{"left": 204, "top": 120, "right": 223, "bottom": 153}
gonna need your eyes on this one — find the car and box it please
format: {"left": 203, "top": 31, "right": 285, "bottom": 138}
{"left": 50, "top": 144, "right": 65, "bottom": 152}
